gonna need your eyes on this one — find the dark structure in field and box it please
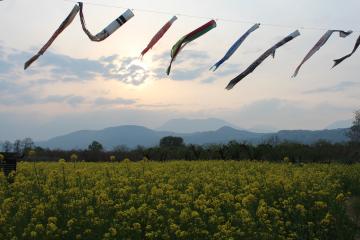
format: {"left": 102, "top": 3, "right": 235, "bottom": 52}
{"left": 0, "top": 152, "right": 19, "bottom": 177}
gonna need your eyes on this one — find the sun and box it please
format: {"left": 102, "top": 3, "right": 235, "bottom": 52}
{"left": 131, "top": 59, "right": 149, "bottom": 71}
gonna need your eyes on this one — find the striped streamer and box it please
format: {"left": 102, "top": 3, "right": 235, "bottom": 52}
{"left": 333, "top": 35, "right": 360, "bottom": 68}
{"left": 167, "top": 20, "right": 217, "bottom": 75}
{"left": 210, "top": 23, "right": 260, "bottom": 72}
{"left": 292, "top": 30, "right": 353, "bottom": 77}
{"left": 226, "top": 30, "right": 301, "bottom": 90}
{"left": 79, "top": 2, "right": 134, "bottom": 42}
{"left": 24, "top": 5, "right": 80, "bottom": 70}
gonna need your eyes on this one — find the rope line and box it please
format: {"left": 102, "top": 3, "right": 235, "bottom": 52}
{"left": 63, "top": 0, "right": 359, "bottom": 32}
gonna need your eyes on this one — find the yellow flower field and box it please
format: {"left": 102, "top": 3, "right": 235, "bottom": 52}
{"left": 1, "top": 161, "right": 359, "bottom": 240}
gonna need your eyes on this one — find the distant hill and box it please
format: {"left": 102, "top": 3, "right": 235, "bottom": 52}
{"left": 181, "top": 126, "right": 265, "bottom": 145}
{"left": 37, "top": 125, "right": 350, "bottom": 150}
{"left": 271, "top": 129, "right": 349, "bottom": 144}
{"left": 157, "top": 118, "right": 240, "bottom": 133}
{"left": 248, "top": 125, "right": 278, "bottom": 133}
{"left": 325, "top": 119, "right": 352, "bottom": 130}
{"left": 37, "top": 126, "right": 172, "bottom": 150}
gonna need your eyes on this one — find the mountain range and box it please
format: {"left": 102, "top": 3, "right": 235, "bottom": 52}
{"left": 37, "top": 118, "right": 350, "bottom": 150}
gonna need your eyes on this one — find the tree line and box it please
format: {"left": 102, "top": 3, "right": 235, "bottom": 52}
{"left": 23, "top": 138, "right": 359, "bottom": 164}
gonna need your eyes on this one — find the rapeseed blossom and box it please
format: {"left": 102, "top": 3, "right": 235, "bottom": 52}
{"left": 0, "top": 161, "right": 358, "bottom": 239}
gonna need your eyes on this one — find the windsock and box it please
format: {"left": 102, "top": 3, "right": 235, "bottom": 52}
{"left": 226, "top": 30, "right": 301, "bottom": 90}
{"left": 292, "top": 30, "right": 353, "bottom": 77}
{"left": 333, "top": 35, "right": 360, "bottom": 68}
{"left": 167, "top": 20, "right": 217, "bottom": 75}
{"left": 79, "top": 2, "right": 134, "bottom": 42}
{"left": 141, "top": 16, "right": 177, "bottom": 57}
{"left": 210, "top": 23, "right": 260, "bottom": 72}
{"left": 24, "top": 5, "right": 80, "bottom": 70}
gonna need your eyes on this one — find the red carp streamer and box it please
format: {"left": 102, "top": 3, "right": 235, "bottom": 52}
{"left": 141, "top": 16, "right": 177, "bottom": 57}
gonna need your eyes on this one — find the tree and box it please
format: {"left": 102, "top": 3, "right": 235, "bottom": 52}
{"left": 13, "top": 140, "right": 23, "bottom": 154}
{"left": 348, "top": 110, "right": 360, "bottom": 142}
{"left": 88, "top": 141, "right": 104, "bottom": 152}
{"left": 159, "top": 136, "right": 184, "bottom": 148}
{"left": 2, "top": 141, "right": 13, "bottom": 152}
{"left": 22, "top": 138, "right": 34, "bottom": 152}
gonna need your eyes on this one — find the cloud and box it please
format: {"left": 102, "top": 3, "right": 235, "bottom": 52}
{"left": 0, "top": 93, "right": 86, "bottom": 106}
{"left": 201, "top": 76, "right": 217, "bottom": 84}
{"left": 0, "top": 45, "right": 145, "bottom": 108}
{"left": 152, "top": 50, "right": 210, "bottom": 80}
{"left": 171, "top": 68, "right": 207, "bottom": 81}
{"left": 109, "top": 62, "right": 149, "bottom": 86}
{"left": 303, "top": 81, "right": 360, "bottom": 94}
{"left": 1, "top": 45, "right": 151, "bottom": 86}
{"left": 2, "top": 44, "right": 232, "bottom": 88}
{"left": 0, "top": 97, "right": 354, "bottom": 141}
{"left": 0, "top": 79, "right": 26, "bottom": 94}
{"left": 100, "top": 55, "right": 119, "bottom": 63}
{"left": 66, "top": 96, "right": 86, "bottom": 107}
{"left": 0, "top": 108, "right": 180, "bottom": 141}
{"left": 136, "top": 103, "right": 182, "bottom": 108}
{"left": 152, "top": 49, "right": 239, "bottom": 83}
{"left": 94, "top": 97, "right": 137, "bottom": 106}
{"left": 213, "top": 63, "right": 240, "bottom": 77}
{"left": 40, "top": 52, "right": 107, "bottom": 80}
{"left": 221, "top": 98, "right": 354, "bottom": 130}
{"left": 38, "top": 95, "right": 86, "bottom": 107}
{"left": 152, "top": 50, "right": 209, "bottom": 65}
{"left": 0, "top": 59, "right": 13, "bottom": 72}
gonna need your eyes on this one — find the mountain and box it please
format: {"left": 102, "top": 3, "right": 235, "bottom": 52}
{"left": 248, "top": 125, "right": 278, "bottom": 133}
{"left": 38, "top": 125, "right": 172, "bottom": 150}
{"left": 37, "top": 125, "right": 350, "bottom": 150}
{"left": 271, "top": 129, "right": 349, "bottom": 144}
{"left": 181, "top": 126, "right": 265, "bottom": 145}
{"left": 157, "top": 118, "right": 240, "bottom": 133}
{"left": 325, "top": 119, "right": 352, "bottom": 130}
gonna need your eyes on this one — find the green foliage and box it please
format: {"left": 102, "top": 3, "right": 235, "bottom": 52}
{"left": 160, "top": 136, "right": 184, "bottom": 148}
{"left": 88, "top": 141, "right": 104, "bottom": 152}
{"left": 29, "top": 140, "right": 360, "bottom": 163}
{"left": 0, "top": 161, "right": 359, "bottom": 239}
{"left": 348, "top": 110, "right": 360, "bottom": 143}
{"left": 1, "top": 138, "right": 34, "bottom": 154}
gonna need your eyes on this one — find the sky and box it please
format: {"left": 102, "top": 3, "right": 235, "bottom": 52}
{"left": 0, "top": 0, "right": 359, "bottom": 141}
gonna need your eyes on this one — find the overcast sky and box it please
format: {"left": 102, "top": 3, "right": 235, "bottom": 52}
{"left": 0, "top": 0, "right": 359, "bottom": 141}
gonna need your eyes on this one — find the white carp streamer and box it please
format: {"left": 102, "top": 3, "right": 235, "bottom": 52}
{"left": 79, "top": 2, "right": 134, "bottom": 42}
{"left": 292, "top": 30, "right": 353, "bottom": 77}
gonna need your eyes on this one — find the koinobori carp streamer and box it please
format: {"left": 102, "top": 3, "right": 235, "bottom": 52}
{"left": 292, "top": 30, "right": 353, "bottom": 77}
{"left": 210, "top": 23, "right": 260, "bottom": 72}
{"left": 141, "top": 16, "right": 177, "bottom": 57}
{"left": 24, "top": 4, "right": 80, "bottom": 70}
{"left": 79, "top": 2, "right": 134, "bottom": 42}
{"left": 167, "top": 20, "right": 217, "bottom": 75}
{"left": 333, "top": 34, "right": 360, "bottom": 68}
{"left": 226, "top": 30, "right": 301, "bottom": 90}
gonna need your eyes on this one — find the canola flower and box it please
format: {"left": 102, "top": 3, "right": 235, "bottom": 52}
{"left": 0, "top": 161, "right": 359, "bottom": 240}
{"left": 110, "top": 155, "right": 116, "bottom": 162}
{"left": 70, "top": 154, "right": 78, "bottom": 162}
{"left": 28, "top": 150, "right": 36, "bottom": 157}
